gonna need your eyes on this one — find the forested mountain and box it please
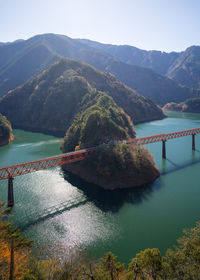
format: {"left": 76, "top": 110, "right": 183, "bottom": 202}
{"left": 0, "top": 33, "right": 197, "bottom": 105}
{"left": 163, "top": 97, "right": 200, "bottom": 113}
{"left": 79, "top": 39, "right": 200, "bottom": 90}
{"left": 0, "top": 59, "right": 164, "bottom": 136}
{"left": 77, "top": 38, "right": 180, "bottom": 75}
{"left": 167, "top": 46, "right": 200, "bottom": 88}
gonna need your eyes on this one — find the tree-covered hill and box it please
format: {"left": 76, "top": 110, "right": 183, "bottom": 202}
{"left": 0, "top": 59, "right": 164, "bottom": 136}
{"left": 0, "top": 113, "right": 13, "bottom": 146}
{"left": 61, "top": 91, "right": 159, "bottom": 189}
{"left": 0, "top": 33, "right": 197, "bottom": 105}
{"left": 163, "top": 97, "right": 200, "bottom": 113}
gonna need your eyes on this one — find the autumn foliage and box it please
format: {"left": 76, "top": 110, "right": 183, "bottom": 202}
{"left": 0, "top": 203, "right": 32, "bottom": 280}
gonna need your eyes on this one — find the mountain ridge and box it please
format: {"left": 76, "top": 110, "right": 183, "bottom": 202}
{"left": 0, "top": 33, "right": 198, "bottom": 105}
{"left": 0, "top": 58, "right": 164, "bottom": 136}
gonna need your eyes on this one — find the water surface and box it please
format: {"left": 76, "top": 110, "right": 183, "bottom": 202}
{"left": 0, "top": 111, "right": 200, "bottom": 264}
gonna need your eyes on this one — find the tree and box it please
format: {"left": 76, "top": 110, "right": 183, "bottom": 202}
{"left": 0, "top": 202, "right": 32, "bottom": 280}
{"left": 127, "top": 248, "right": 162, "bottom": 280}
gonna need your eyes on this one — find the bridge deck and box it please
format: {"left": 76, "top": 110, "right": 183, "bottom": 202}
{"left": 0, "top": 127, "right": 200, "bottom": 180}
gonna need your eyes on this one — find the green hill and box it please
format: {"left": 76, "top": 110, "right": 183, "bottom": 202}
{"left": 61, "top": 91, "right": 159, "bottom": 189}
{"left": 0, "top": 113, "right": 13, "bottom": 146}
{"left": 0, "top": 59, "right": 164, "bottom": 136}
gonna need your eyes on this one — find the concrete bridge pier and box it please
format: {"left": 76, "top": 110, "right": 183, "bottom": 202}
{"left": 8, "top": 177, "right": 14, "bottom": 207}
{"left": 192, "top": 134, "right": 195, "bottom": 150}
{"left": 162, "top": 140, "right": 166, "bottom": 159}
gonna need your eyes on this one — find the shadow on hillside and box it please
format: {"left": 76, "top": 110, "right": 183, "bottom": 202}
{"left": 62, "top": 170, "right": 161, "bottom": 213}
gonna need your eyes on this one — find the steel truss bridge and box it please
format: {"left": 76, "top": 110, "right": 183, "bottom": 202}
{"left": 0, "top": 127, "right": 200, "bottom": 207}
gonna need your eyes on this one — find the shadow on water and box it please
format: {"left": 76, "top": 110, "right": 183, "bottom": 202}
{"left": 161, "top": 152, "right": 200, "bottom": 175}
{"left": 18, "top": 150, "right": 200, "bottom": 230}
{"left": 62, "top": 170, "right": 161, "bottom": 213}
{"left": 20, "top": 199, "right": 88, "bottom": 231}
{"left": 18, "top": 174, "right": 161, "bottom": 231}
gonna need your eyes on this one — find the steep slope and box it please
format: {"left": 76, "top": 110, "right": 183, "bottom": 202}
{"left": 0, "top": 34, "right": 94, "bottom": 96}
{"left": 167, "top": 46, "right": 200, "bottom": 89}
{"left": 78, "top": 51, "right": 193, "bottom": 105}
{"left": 0, "top": 59, "right": 164, "bottom": 136}
{"left": 77, "top": 39, "right": 180, "bottom": 75}
{"left": 0, "top": 33, "right": 195, "bottom": 105}
{"left": 61, "top": 92, "right": 159, "bottom": 189}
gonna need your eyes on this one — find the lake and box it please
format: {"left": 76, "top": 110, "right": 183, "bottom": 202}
{"left": 1, "top": 111, "right": 200, "bottom": 264}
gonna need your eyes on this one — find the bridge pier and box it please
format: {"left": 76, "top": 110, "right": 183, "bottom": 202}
{"left": 8, "top": 177, "right": 14, "bottom": 207}
{"left": 192, "top": 134, "right": 195, "bottom": 150}
{"left": 162, "top": 140, "right": 166, "bottom": 159}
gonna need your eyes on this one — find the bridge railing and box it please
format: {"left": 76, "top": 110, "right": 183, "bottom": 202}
{"left": 0, "top": 148, "right": 95, "bottom": 180}
{"left": 0, "top": 127, "right": 200, "bottom": 180}
{"left": 126, "top": 128, "right": 200, "bottom": 145}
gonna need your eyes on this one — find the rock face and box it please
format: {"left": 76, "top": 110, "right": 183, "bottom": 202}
{"left": 61, "top": 91, "right": 160, "bottom": 189}
{"left": 0, "top": 113, "right": 13, "bottom": 146}
{"left": 163, "top": 97, "right": 200, "bottom": 113}
{"left": 0, "top": 59, "right": 164, "bottom": 136}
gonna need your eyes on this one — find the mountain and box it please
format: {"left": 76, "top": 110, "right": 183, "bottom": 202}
{"left": 79, "top": 39, "right": 200, "bottom": 91}
{"left": 167, "top": 46, "right": 200, "bottom": 89}
{"left": 163, "top": 97, "right": 200, "bottom": 113}
{"left": 0, "top": 33, "right": 196, "bottom": 105}
{"left": 0, "top": 34, "right": 94, "bottom": 97}
{"left": 80, "top": 52, "right": 193, "bottom": 105}
{"left": 0, "top": 59, "right": 164, "bottom": 136}
{"left": 77, "top": 39, "right": 180, "bottom": 76}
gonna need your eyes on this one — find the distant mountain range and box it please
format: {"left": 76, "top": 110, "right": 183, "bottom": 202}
{"left": 78, "top": 39, "right": 200, "bottom": 90}
{"left": 0, "top": 59, "right": 164, "bottom": 136}
{"left": 0, "top": 33, "right": 199, "bottom": 105}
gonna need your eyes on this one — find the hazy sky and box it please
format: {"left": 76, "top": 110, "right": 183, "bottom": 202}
{"left": 1, "top": 0, "right": 200, "bottom": 52}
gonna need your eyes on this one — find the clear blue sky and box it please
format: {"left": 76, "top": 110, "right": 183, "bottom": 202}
{"left": 1, "top": 0, "right": 200, "bottom": 52}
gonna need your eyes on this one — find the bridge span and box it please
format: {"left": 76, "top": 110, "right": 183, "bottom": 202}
{"left": 1, "top": 127, "right": 200, "bottom": 207}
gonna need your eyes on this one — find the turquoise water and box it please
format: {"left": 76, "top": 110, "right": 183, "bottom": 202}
{"left": 1, "top": 111, "right": 200, "bottom": 264}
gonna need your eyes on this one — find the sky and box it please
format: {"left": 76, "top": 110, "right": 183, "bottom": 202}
{"left": 1, "top": 0, "right": 200, "bottom": 52}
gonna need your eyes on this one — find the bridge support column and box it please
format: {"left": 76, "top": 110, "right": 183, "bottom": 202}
{"left": 192, "top": 134, "right": 195, "bottom": 150}
{"left": 8, "top": 177, "right": 14, "bottom": 207}
{"left": 162, "top": 140, "right": 166, "bottom": 159}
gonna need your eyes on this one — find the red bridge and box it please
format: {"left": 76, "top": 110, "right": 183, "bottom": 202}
{"left": 1, "top": 127, "right": 200, "bottom": 207}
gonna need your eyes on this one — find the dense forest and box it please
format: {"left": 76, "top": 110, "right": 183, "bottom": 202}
{"left": 61, "top": 90, "right": 159, "bottom": 189}
{"left": 163, "top": 97, "right": 200, "bottom": 113}
{"left": 0, "top": 58, "right": 164, "bottom": 136}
